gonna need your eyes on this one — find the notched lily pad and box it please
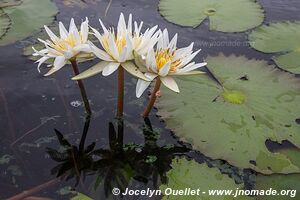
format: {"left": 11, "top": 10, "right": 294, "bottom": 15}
{"left": 0, "top": 0, "right": 57, "bottom": 46}
{"left": 158, "top": 0, "right": 264, "bottom": 32}
{"left": 160, "top": 157, "right": 253, "bottom": 200}
{"left": 156, "top": 54, "right": 300, "bottom": 174}
{"left": 249, "top": 21, "right": 300, "bottom": 74}
{"left": 255, "top": 174, "right": 299, "bottom": 200}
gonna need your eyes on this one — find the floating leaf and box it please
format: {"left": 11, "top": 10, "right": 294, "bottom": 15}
{"left": 274, "top": 148, "right": 300, "bottom": 169}
{"left": 156, "top": 54, "right": 300, "bottom": 174}
{"left": 160, "top": 157, "right": 253, "bottom": 200}
{"left": 249, "top": 21, "right": 300, "bottom": 73}
{"left": 158, "top": 0, "right": 264, "bottom": 32}
{"left": 255, "top": 174, "right": 299, "bottom": 200}
{"left": 0, "top": 0, "right": 57, "bottom": 46}
{"left": 0, "top": 9, "right": 11, "bottom": 39}
{"left": 63, "top": 0, "right": 100, "bottom": 8}
{"left": 71, "top": 192, "right": 93, "bottom": 200}
{"left": 0, "top": 0, "right": 21, "bottom": 9}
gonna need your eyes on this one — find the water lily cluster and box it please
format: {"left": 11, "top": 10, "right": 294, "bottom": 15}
{"left": 33, "top": 13, "right": 206, "bottom": 118}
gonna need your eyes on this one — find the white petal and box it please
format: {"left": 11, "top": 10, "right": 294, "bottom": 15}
{"left": 44, "top": 56, "right": 66, "bottom": 76}
{"left": 69, "top": 18, "right": 76, "bottom": 33}
{"left": 102, "top": 62, "right": 120, "bottom": 76}
{"left": 73, "top": 44, "right": 92, "bottom": 53}
{"left": 89, "top": 41, "right": 113, "bottom": 61}
{"left": 168, "top": 33, "right": 177, "bottom": 51}
{"left": 119, "top": 47, "right": 127, "bottom": 62}
{"left": 69, "top": 19, "right": 81, "bottom": 45}
{"left": 80, "top": 17, "right": 89, "bottom": 43}
{"left": 59, "top": 22, "right": 68, "bottom": 39}
{"left": 160, "top": 76, "right": 179, "bottom": 93}
{"left": 158, "top": 62, "right": 171, "bottom": 77}
{"left": 125, "top": 34, "right": 133, "bottom": 59}
{"left": 127, "top": 14, "right": 132, "bottom": 34}
{"left": 98, "top": 19, "right": 109, "bottom": 34}
{"left": 44, "top": 25, "right": 58, "bottom": 42}
{"left": 179, "top": 62, "right": 207, "bottom": 73}
{"left": 174, "top": 42, "right": 194, "bottom": 60}
{"left": 91, "top": 26, "right": 103, "bottom": 41}
{"left": 117, "top": 13, "right": 126, "bottom": 37}
{"left": 134, "top": 52, "right": 147, "bottom": 70}
{"left": 38, "top": 38, "right": 51, "bottom": 46}
{"left": 36, "top": 56, "right": 50, "bottom": 72}
{"left": 146, "top": 49, "right": 157, "bottom": 73}
{"left": 180, "top": 49, "right": 201, "bottom": 67}
{"left": 145, "top": 72, "right": 158, "bottom": 81}
{"left": 63, "top": 51, "right": 74, "bottom": 59}
{"left": 32, "top": 47, "right": 48, "bottom": 56}
{"left": 121, "top": 61, "right": 149, "bottom": 81}
{"left": 162, "top": 29, "right": 169, "bottom": 48}
{"left": 72, "top": 61, "right": 109, "bottom": 80}
{"left": 173, "top": 70, "right": 205, "bottom": 76}
{"left": 136, "top": 79, "right": 151, "bottom": 98}
{"left": 108, "top": 35, "right": 119, "bottom": 60}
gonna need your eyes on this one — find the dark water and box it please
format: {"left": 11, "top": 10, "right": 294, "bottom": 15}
{"left": 1, "top": 0, "right": 300, "bottom": 199}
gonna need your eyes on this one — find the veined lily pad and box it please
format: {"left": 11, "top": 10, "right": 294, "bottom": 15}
{"left": 0, "top": 0, "right": 57, "bottom": 46}
{"left": 160, "top": 157, "right": 253, "bottom": 200}
{"left": 249, "top": 22, "right": 300, "bottom": 74}
{"left": 0, "top": 9, "right": 11, "bottom": 39}
{"left": 158, "top": 0, "right": 264, "bottom": 32}
{"left": 255, "top": 174, "right": 299, "bottom": 200}
{"left": 156, "top": 54, "right": 300, "bottom": 174}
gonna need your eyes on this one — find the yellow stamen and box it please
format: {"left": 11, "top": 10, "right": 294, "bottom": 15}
{"left": 155, "top": 49, "right": 181, "bottom": 73}
{"left": 116, "top": 36, "right": 127, "bottom": 53}
{"left": 52, "top": 34, "right": 78, "bottom": 52}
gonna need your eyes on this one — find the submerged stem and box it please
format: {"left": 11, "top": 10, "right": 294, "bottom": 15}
{"left": 117, "top": 67, "right": 124, "bottom": 118}
{"left": 142, "top": 78, "right": 161, "bottom": 118}
{"left": 70, "top": 59, "right": 92, "bottom": 115}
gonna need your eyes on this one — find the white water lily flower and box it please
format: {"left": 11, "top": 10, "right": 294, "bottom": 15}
{"left": 32, "top": 18, "right": 92, "bottom": 76}
{"left": 72, "top": 13, "right": 160, "bottom": 80}
{"left": 136, "top": 29, "right": 207, "bottom": 98}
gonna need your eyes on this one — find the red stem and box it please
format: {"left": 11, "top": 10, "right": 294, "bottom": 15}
{"left": 70, "top": 59, "right": 92, "bottom": 115}
{"left": 117, "top": 67, "right": 124, "bottom": 118}
{"left": 142, "top": 78, "right": 161, "bottom": 118}
{"left": 7, "top": 176, "right": 64, "bottom": 200}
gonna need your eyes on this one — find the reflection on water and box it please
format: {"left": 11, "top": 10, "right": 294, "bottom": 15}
{"left": 46, "top": 117, "right": 188, "bottom": 199}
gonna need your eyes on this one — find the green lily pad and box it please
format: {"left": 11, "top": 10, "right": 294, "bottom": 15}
{"left": 0, "top": 9, "right": 11, "bottom": 39}
{"left": 255, "top": 174, "right": 299, "bottom": 200}
{"left": 71, "top": 192, "right": 93, "bottom": 200}
{"left": 0, "top": 0, "right": 57, "bottom": 46}
{"left": 160, "top": 157, "right": 253, "bottom": 200}
{"left": 62, "top": 0, "right": 100, "bottom": 8}
{"left": 158, "top": 0, "right": 264, "bottom": 32}
{"left": 156, "top": 54, "right": 300, "bottom": 174}
{"left": 273, "top": 148, "right": 300, "bottom": 169}
{"left": 249, "top": 21, "right": 300, "bottom": 74}
{"left": 0, "top": 0, "right": 22, "bottom": 9}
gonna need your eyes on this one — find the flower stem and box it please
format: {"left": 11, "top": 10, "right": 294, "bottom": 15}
{"left": 117, "top": 67, "right": 124, "bottom": 118}
{"left": 142, "top": 78, "right": 161, "bottom": 118}
{"left": 70, "top": 59, "right": 92, "bottom": 115}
